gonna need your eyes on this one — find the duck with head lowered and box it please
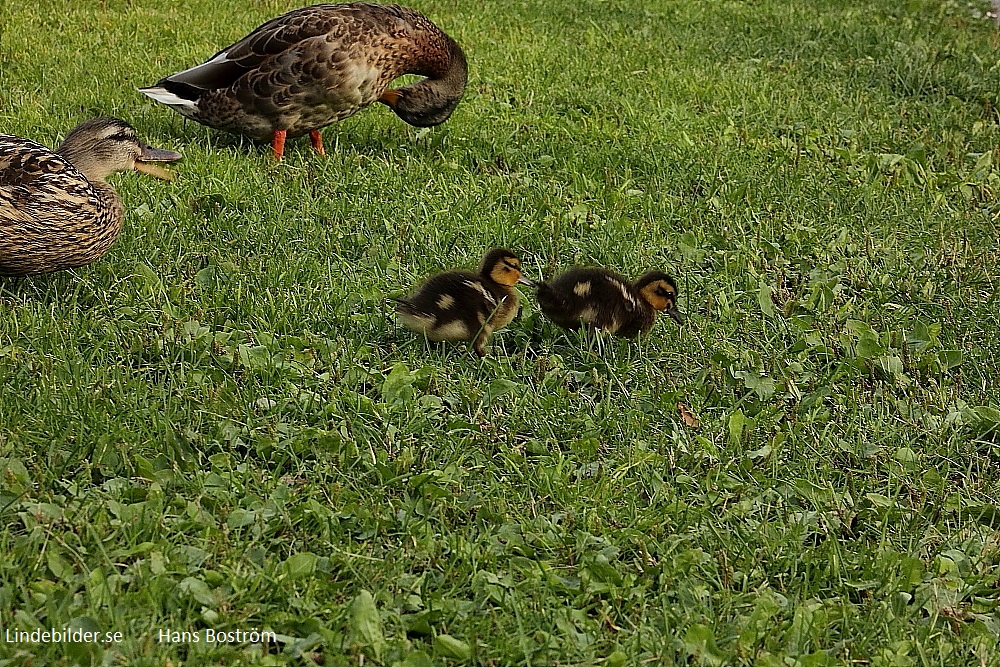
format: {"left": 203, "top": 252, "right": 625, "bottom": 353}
{"left": 535, "top": 266, "right": 683, "bottom": 338}
{"left": 0, "top": 118, "right": 182, "bottom": 276}
{"left": 139, "top": 3, "right": 468, "bottom": 159}
{"left": 395, "top": 248, "right": 535, "bottom": 357}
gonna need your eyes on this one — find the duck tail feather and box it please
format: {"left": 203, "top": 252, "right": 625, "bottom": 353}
{"left": 392, "top": 298, "right": 426, "bottom": 317}
{"left": 138, "top": 84, "right": 200, "bottom": 113}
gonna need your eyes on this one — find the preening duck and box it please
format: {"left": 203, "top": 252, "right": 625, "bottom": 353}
{"left": 395, "top": 248, "right": 534, "bottom": 357}
{"left": 0, "top": 118, "right": 181, "bottom": 276}
{"left": 139, "top": 3, "right": 468, "bottom": 159}
{"left": 535, "top": 267, "right": 683, "bottom": 337}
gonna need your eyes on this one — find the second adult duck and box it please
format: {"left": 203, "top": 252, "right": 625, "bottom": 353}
{"left": 140, "top": 3, "right": 468, "bottom": 159}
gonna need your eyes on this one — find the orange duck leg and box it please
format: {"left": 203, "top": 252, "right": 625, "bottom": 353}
{"left": 310, "top": 130, "right": 326, "bottom": 156}
{"left": 271, "top": 129, "right": 287, "bottom": 160}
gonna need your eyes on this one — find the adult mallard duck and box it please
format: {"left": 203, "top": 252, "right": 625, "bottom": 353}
{"left": 395, "top": 248, "right": 534, "bottom": 357}
{"left": 139, "top": 3, "right": 468, "bottom": 159}
{"left": 535, "top": 267, "right": 684, "bottom": 338}
{"left": 0, "top": 118, "right": 182, "bottom": 276}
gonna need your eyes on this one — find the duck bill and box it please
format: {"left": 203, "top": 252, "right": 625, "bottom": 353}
{"left": 379, "top": 88, "right": 402, "bottom": 108}
{"left": 666, "top": 308, "right": 685, "bottom": 325}
{"left": 134, "top": 144, "right": 183, "bottom": 181}
{"left": 517, "top": 275, "right": 536, "bottom": 287}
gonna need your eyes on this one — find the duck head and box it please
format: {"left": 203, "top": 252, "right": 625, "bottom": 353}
{"left": 636, "top": 271, "right": 683, "bottom": 324}
{"left": 379, "top": 40, "right": 468, "bottom": 127}
{"left": 57, "top": 117, "right": 182, "bottom": 182}
{"left": 480, "top": 248, "right": 535, "bottom": 287}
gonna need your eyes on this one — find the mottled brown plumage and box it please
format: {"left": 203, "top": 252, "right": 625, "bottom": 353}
{"left": 395, "top": 248, "right": 534, "bottom": 357}
{"left": 139, "top": 3, "right": 467, "bottom": 158}
{"left": 536, "top": 268, "right": 683, "bottom": 338}
{"left": 0, "top": 118, "right": 181, "bottom": 276}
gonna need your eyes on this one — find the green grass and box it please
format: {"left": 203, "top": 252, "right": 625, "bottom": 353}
{"left": 2, "top": 0, "right": 1000, "bottom": 664}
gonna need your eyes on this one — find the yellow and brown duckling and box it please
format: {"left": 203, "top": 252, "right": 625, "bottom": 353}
{"left": 139, "top": 3, "right": 468, "bottom": 159}
{"left": 535, "top": 267, "right": 683, "bottom": 337}
{"left": 395, "top": 248, "right": 534, "bottom": 357}
{"left": 0, "top": 118, "right": 181, "bottom": 276}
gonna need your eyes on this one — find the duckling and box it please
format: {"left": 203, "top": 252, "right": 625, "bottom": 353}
{"left": 535, "top": 267, "right": 683, "bottom": 337}
{"left": 0, "top": 118, "right": 182, "bottom": 276}
{"left": 139, "top": 3, "right": 468, "bottom": 159}
{"left": 395, "top": 248, "right": 534, "bottom": 357}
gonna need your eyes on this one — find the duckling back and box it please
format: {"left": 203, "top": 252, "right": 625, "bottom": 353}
{"left": 537, "top": 267, "right": 678, "bottom": 338}
{"left": 396, "top": 270, "right": 518, "bottom": 356}
{"left": 395, "top": 248, "right": 530, "bottom": 357}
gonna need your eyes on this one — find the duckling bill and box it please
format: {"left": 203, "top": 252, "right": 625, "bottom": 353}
{"left": 139, "top": 3, "right": 468, "bottom": 159}
{"left": 395, "top": 248, "right": 534, "bottom": 357}
{"left": 1, "top": 118, "right": 181, "bottom": 276}
{"left": 535, "top": 267, "right": 682, "bottom": 337}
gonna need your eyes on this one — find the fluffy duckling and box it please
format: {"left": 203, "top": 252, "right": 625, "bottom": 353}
{"left": 139, "top": 3, "right": 468, "bottom": 159}
{"left": 395, "top": 248, "right": 534, "bottom": 357}
{"left": 0, "top": 118, "right": 182, "bottom": 276}
{"left": 535, "top": 267, "right": 682, "bottom": 337}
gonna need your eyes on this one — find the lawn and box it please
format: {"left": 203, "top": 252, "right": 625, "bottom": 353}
{"left": 1, "top": 0, "right": 999, "bottom": 664}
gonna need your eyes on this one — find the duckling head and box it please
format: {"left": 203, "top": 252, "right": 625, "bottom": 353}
{"left": 480, "top": 248, "right": 535, "bottom": 287}
{"left": 56, "top": 117, "right": 182, "bottom": 183}
{"left": 636, "top": 272, "right": 683, "bottom": 324}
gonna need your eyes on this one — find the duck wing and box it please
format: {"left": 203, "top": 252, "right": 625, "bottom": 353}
{"left": 153, "top": 4, "right": 411, "bottom": 96}
{"left": 1, "top": 136, "right": 73, "bottom": 187}
{"left": 0, "top": 136, "right": 108, "bottom": 275}
{"left": 1, "top": 137, "right": 96, "bottom": 222}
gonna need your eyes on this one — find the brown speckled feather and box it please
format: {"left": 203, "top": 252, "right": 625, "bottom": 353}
{"left": 0, "top": 136, "right": 119, "bottom": 276}
{"left": 142, "top": 3, "right": 467, "bottom": 140}
{"left": 1, "top": 118, "right": 180, "bottom": 276}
